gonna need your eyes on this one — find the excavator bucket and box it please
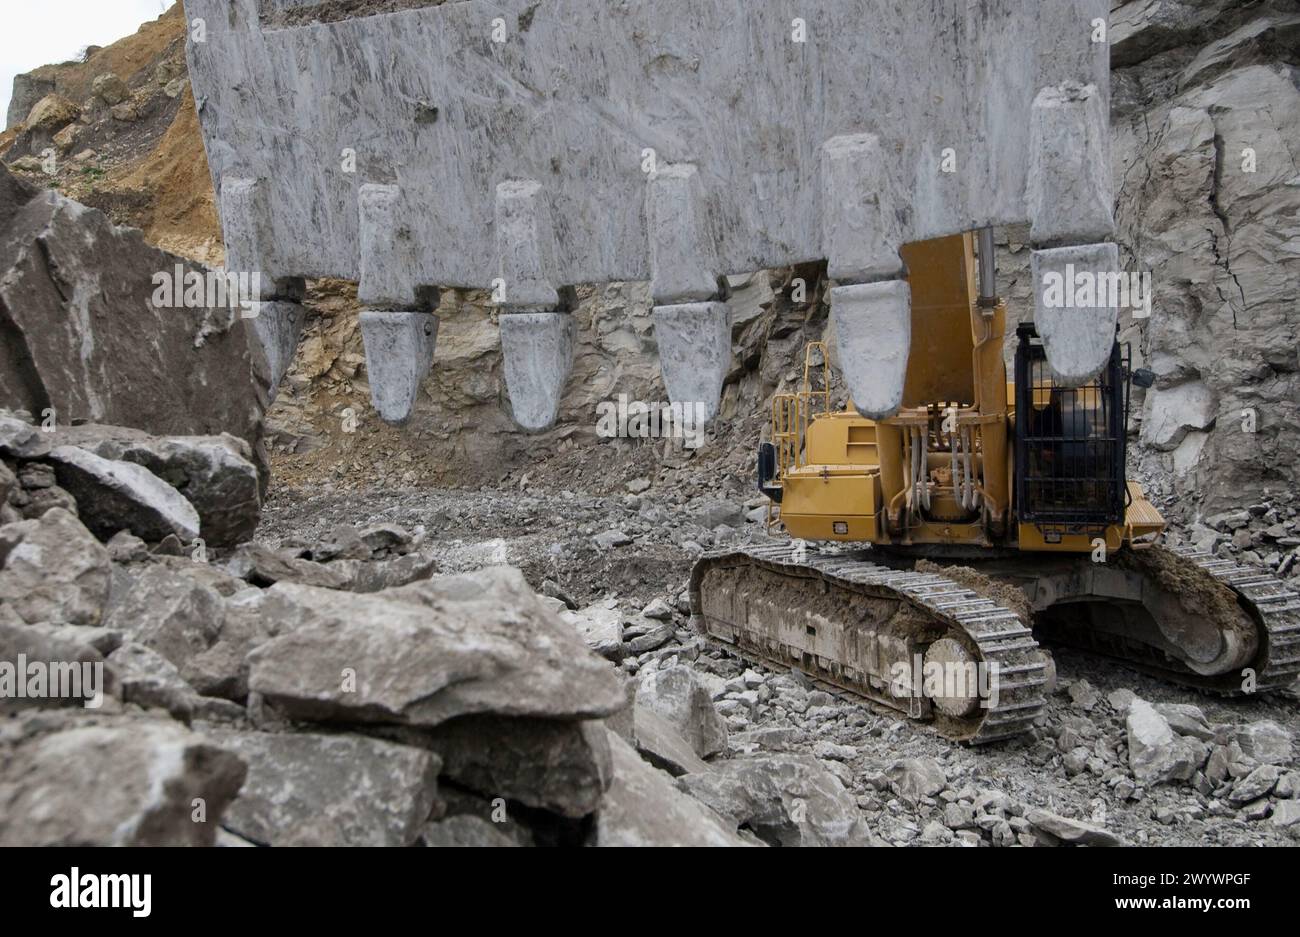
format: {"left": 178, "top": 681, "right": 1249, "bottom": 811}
{"left": 186, "top": 0, "right": 1115, "bottom": 426}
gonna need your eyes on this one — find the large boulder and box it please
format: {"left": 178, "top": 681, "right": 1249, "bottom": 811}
{"left": 632, "top": 704, "right": 711, "bottom": 777}
{"left": 0, "top": 414, "right": 50, "bottom": 459}
{"left": 104, "top": 564, "right": 224, "bottom": 675}
{"left": 422, "top": 715, "right": 613, "bottom": 819}
{"left": 560, "top": 602, "right": 626, "bottom": 662}
{"left": 324, "top": 551, "right": 441, "bottom": 593}
{"left": 0, "top": 619, "right": 112, "bottom": 712}
{"left": 595, "top": 730, "right": 750, "bottom": 847}
{"left": 0, "top": 164, "right": 269, "bottom": 482}
{"left": 48, "top": 446, "right": 200, "bottom": 543}
{"left": 1228, "top": 764, "right": 1281, "bottom": 805}
{"left": 1141, "top": 380, "right": 1215, "bottom": 451}
{"left": 677, "top": 753, "right": 872, "bottom": 847}
{"left": 246, "top": 567, "right": 628, "bottom": 727}
{"left": 1025, "top": 808, "right": 1124, "bottom": 847}
{"left": 635, "top": 665, "right": 728, "bottom": 759}
{"left": 885, "top": 758, "right": 948, "bottom": 800}
{"left": 224, "top": 542, "right": 353, "bottom": 589}
{"left": 0, "top": 713, "right": 246, "bottom": 846}
{"left": 221, "top": 538, "right": 437, "bottom": 594}
{"left": 1234, "top": 721, "right": 1293, "bottom": 766}
{"left": 1155, "top": 702, "right": 1215, "bottom": 741}
{"left": 181, "top": 584, "right": 289, "bottom": 702}
{"left": 51, "top": 427, "right": 261, "bottom": 547}
{"left": 1127, "top": 698, "right": 1207, "bottom": 784}
{"left": 205, "top": 730, "right": 441, "bottom": 847}
{"left": 91, "top": 73, "right": 129, "bottom": 107}
{"left": 22, "top": 93, "right": 79, "bottom": 132}
{"left": 0, "top": 508, "right": 109, "bottom": 625}
{"left": 107, "top": 641, "right": 209, "bottom": 719}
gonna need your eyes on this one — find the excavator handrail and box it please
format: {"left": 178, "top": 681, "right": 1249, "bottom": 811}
{"left": 771, "top": 341, "right": 834, "bottom": 481}
{"left": 801, "top": 341, "right": 832, "bottom": 416}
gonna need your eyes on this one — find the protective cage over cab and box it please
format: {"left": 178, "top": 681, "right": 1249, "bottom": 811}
{"left": 1013, "top": 321, "right": 1129, "bottom": 540}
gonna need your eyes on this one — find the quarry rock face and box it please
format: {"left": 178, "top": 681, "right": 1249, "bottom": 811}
{"left": 0, "top": 163, "right": 270, "bottom": 482}
{"left": 5, "top": 74, "right": 56, "bottom": 130}
{"left": 1120, "top": 55, "right": 1300, "bottom": 513}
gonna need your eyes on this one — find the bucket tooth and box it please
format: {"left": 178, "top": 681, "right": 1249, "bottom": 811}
{"left": 499, "top": 311, "right": 574, "bottom": 431}
{"left": 1031, "top": 242, "right": 1120, "bottom": 386}
{"left": 1027, "top": 82, "right": 1113, "bottom": 247}
{"left": 820, "top": 133, "right": 905, "bottom": 283}
{"left": 652, "top": 301, "right": 730, "bottom": 422}
{"left": 644, "top": 161, "right": 727, "bottom": 421}
{"left": 220, "top": 176, "right": 305, "bottom": 401}
{"left": 359, "top": 310, "right": 438, "bottom": 426}
{"left": 248, "top": 300, "right": 306, "bottom": 399}
{"left": 831, "top": 280, "right": 911, "bottom": 420}
{"left": 646, "top": 164, "right": 718, "bottom": 304}
{"left": 358, "top": 183, "right": 418, "bottom": 309}
{"left": 1026, "top": 80, "right": 1119, "bottom": 386}
{"left": 492, "top": 178, "right": 573, "bottom": 430}
{"left": 219, "top": 175, "right": 269, "bottom": 283}
{"left": 495, "top": 179, "right": 560, "bottom": 309}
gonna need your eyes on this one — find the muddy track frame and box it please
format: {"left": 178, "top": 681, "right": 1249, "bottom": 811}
{"left": 689, "top": 540, "right": 1051, "bottom": 744}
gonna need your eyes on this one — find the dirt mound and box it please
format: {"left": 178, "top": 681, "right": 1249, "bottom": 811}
{"left": 0, "top": 4, "right": 221, "bottom": 263}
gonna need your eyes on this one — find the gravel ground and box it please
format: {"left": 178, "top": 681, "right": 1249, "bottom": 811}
{"left": 258, "top": 482, "right": 1300, "bottom": 847}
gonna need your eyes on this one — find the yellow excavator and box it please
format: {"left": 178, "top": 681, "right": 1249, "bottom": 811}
{"left": 690, "top": 231, "right": 1300, "bottom": 743}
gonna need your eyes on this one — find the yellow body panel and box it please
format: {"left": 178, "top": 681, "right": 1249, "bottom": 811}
{"left": 804, "top": 412, "right": 879, "bottom": 466}
{"left": 1016, "top": 523, "right": 1124, "bottom": 553}
{"left": 1015, "top": 484, "right": 1164, "bottom": 551}
{"left": 898, "top": 235, "right": 977, "bottom": 407}
{"left": 781, "top": 512, "right": 882, "bottom": 542}
{"left": 780, "top": 465, "right": 881, "bottom": 542}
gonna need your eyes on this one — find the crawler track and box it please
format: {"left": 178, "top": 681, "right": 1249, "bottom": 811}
{"left": 689, "top": 540, "right": 1050, "bottom": 744}
{"left": 1055, "top": 546, "right": 1300, "bottom": 695}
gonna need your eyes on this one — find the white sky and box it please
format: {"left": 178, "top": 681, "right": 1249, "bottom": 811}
{"left": 1, "top": 0, "right": 177, "bottom": 122}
